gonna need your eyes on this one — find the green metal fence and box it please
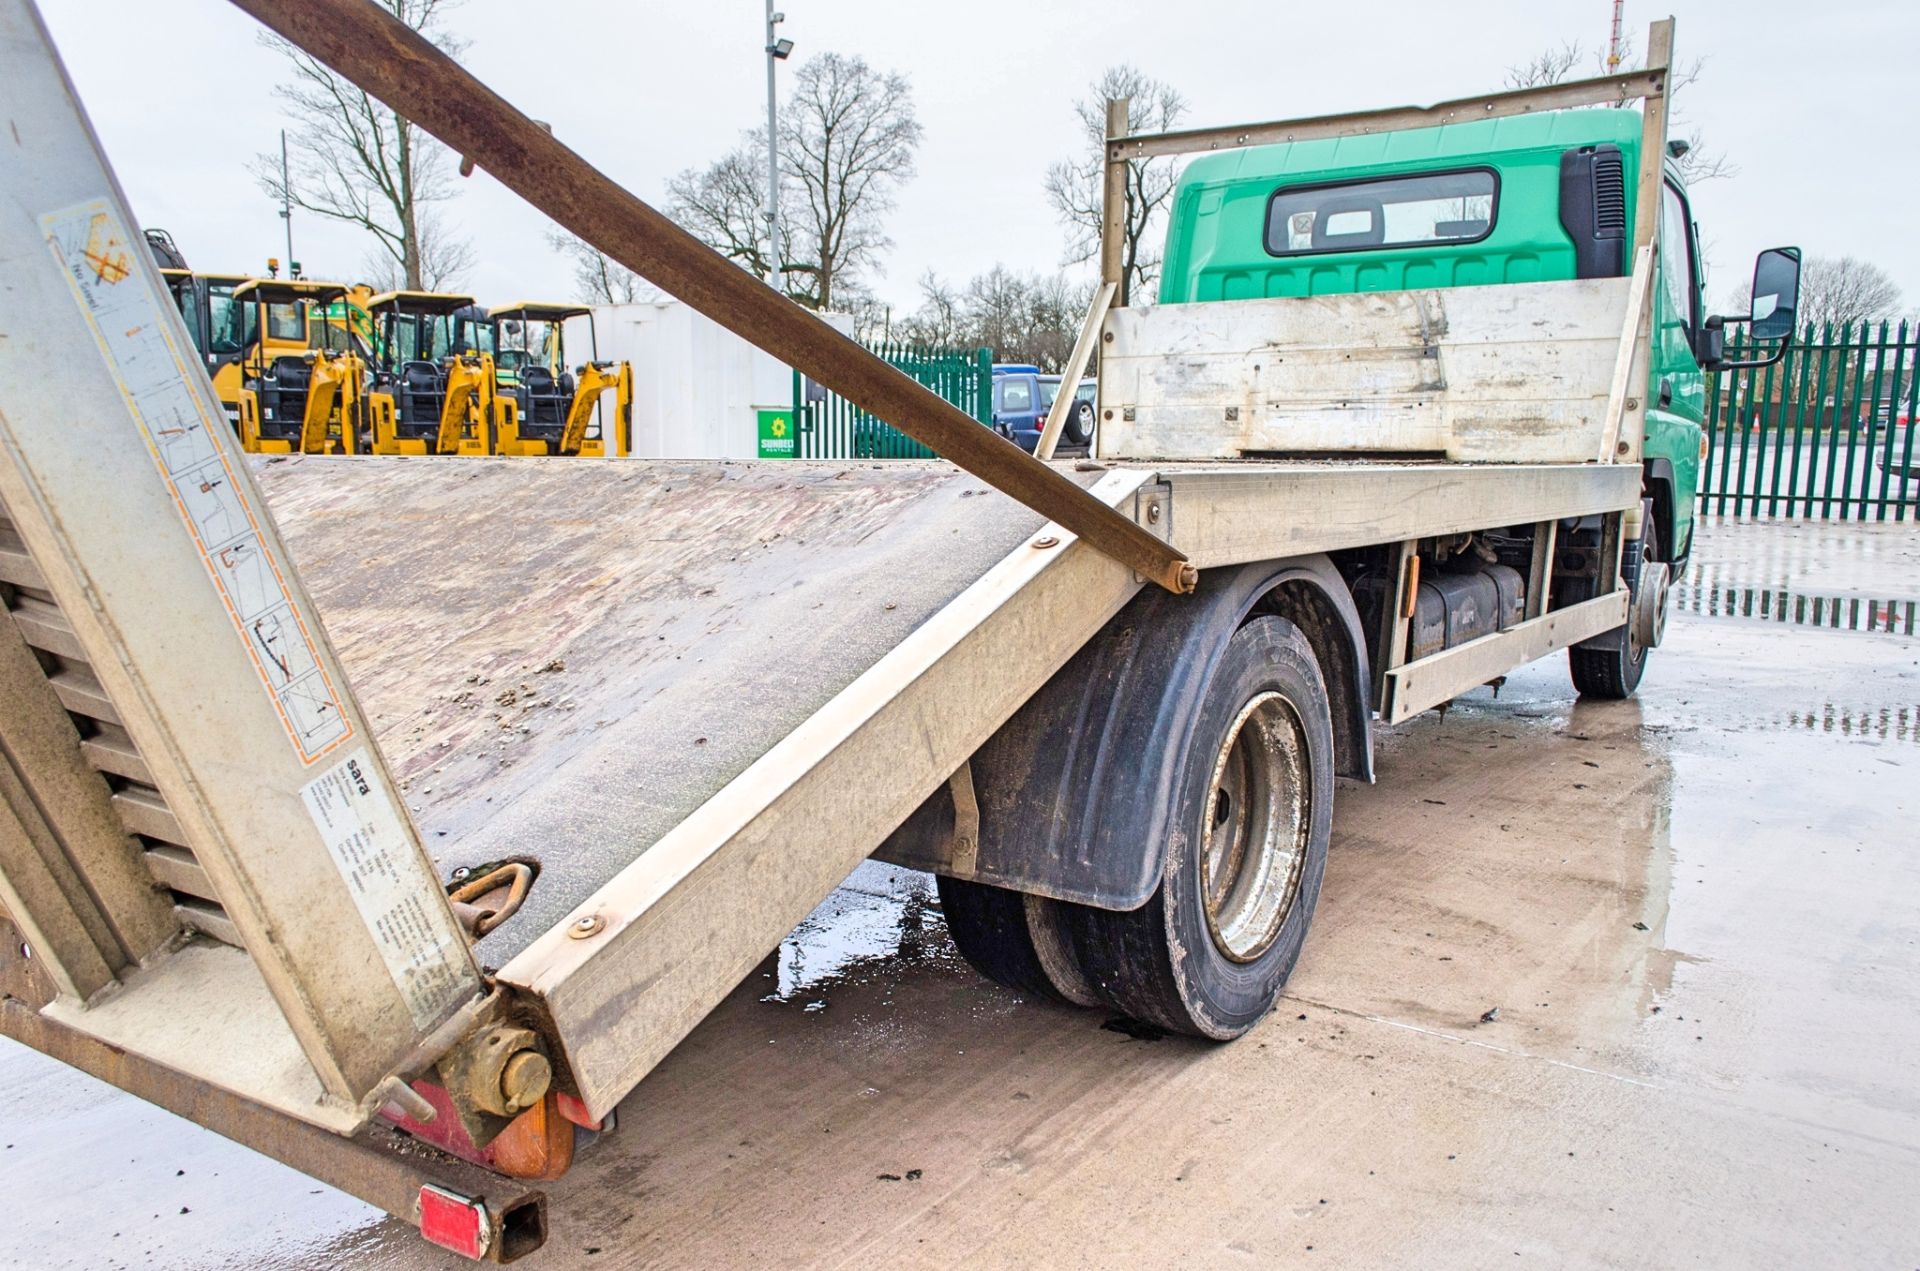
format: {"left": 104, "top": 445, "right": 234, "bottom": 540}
{"left": 1702, "top": 320, "right": 1918, "bottom": 520}
{"left": 793, "top": 342, "right": 994, "bottom": 459}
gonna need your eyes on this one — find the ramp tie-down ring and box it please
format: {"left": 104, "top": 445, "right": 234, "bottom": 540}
{"left": 448, "top": 862, "right": 535, "bottom": 940}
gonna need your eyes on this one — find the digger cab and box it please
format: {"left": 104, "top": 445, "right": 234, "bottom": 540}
{"left": 233, "top": 279, "right": 354, "bottom": 449}
{"left": 490, "top": 302, "right": 596, "bottom": 447}
{"left": 310, "top": 283, "right": 382, "bottom": 364}
{"left": 449, "top": 303, "right": 498, "bottom": 361}
{"left": 155, "top": 270, "right": 261, "bottom": 419}
{"left": 365, "top": 290, "right": 479, "bottom": 439}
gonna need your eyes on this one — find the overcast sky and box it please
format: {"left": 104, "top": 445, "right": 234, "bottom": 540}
{"left": 39, "top": 0, "right": 1919, "bottom": 319}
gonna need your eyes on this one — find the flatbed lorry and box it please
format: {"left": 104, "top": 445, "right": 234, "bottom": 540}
{"left": 0, "top": 2, "right": 1799, "bottom": 1260}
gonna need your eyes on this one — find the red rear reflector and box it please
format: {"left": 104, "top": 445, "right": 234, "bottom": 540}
{"left": 419, "top": 1184, "right": 489, "bottom": 1260}
{"left": 555, "top": 1090, "right": 601, "bottom": 1131}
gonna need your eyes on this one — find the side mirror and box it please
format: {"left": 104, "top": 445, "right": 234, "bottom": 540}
{"left": 1748, "top": 246, "right": 1802, "bottom": 342}
{"left": 1704, "top": 246, "right": 1802, "bottom": 372}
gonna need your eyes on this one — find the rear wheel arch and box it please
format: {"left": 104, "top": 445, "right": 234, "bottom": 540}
{"left": 1251, "top": 565, "right": 1373, "bottom": 785}
{"left": 888, "top": 555, "right": 1370, "bottom": 912}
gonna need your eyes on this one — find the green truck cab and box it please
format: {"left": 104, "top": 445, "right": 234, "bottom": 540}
{"left": 1157, "top": 107, "right": 1787, "bottom": 573}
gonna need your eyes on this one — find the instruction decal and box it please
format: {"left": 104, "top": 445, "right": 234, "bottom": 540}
{"left": 41, "top": 200, "right": 352, "bottom": 763}
{"left": 302, "top": 749, "right": 473, "bottom": 1030}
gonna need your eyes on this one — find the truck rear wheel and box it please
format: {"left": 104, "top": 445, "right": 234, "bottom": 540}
{"left": 1068, "top": 615, "right": 1333, "bottom": 1039}
{"left": 936, "top": 876, "right": 1099, "bottom": 1006}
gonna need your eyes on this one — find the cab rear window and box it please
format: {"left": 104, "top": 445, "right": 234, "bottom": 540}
{"left": 1264, "top": 168, "right": 1498, "bottom": 257}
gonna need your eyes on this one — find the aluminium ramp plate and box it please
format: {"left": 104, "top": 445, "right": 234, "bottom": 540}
{"left": 253, "top": 456, "right": 1089, "bottom": 965}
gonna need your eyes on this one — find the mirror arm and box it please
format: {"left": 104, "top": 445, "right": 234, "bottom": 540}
{"left": 1703, "top": 316, "right": 1793, "bottom": 373}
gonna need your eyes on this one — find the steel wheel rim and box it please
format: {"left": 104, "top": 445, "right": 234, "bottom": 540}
{"left": 1199, "top": 690, "right": 1311, "bottom": 963}
{"left": 1630, "top": 540, "right": 1669, "bottom": 660}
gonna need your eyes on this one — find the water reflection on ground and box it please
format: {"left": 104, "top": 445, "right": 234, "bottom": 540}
{"left": 1674, "top": 581, "right": 1918, "bottom": 634}
{"left": 760, "top": 861, "right": 960, "bottom": 1005}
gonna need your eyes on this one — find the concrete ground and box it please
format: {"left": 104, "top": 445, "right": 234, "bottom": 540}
{"left": 2, "top": 515, "right": 1916, "bottom": 1269}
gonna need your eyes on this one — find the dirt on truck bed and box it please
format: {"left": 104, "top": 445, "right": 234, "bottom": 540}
{"left": 251, "top": 456, "right": 1070, "bottom": 964}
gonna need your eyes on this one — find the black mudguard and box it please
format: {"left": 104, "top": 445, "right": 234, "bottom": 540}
{"left": 881, "top": 556, "right": 1371, "bottom": 911}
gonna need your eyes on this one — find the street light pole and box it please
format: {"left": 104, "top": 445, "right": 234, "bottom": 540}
{"left": 764, "top": 3, "right": 791, "bottom": 295}
{"left": 278, "top": 128, "right": 296, "bottom": 277}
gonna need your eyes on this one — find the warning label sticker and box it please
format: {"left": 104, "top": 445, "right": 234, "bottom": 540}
{"left": 40, "top": 199, "right": 352, "bottom": 763}
{"left": 301, "top": 749, "right": 472, "bottom": 1031}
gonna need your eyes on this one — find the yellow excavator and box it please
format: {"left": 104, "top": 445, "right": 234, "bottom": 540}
{"left": 232, "top": 279, "right": 366, "bottom": 455}
{"left": 362, "top": 291, "right": 502, "bottom": 455}
{"left": 488, "top": 302, "right": 631, "bottom": 457}
{"left": 147, "top": 230, "right": 310, "bottom": 428}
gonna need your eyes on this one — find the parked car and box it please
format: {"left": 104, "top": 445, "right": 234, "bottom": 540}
{"left": 992, "top": 364, "right": 1098, "bottom": 453}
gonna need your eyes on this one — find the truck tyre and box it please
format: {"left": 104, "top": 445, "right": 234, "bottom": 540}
{"left": 936, "top": 876, "right": 1100, "bottom": 1006}
{"left": 1063, "top": 399, "right": 1095, "bottom": 448}
{"left": 1067, "top": 615, "right": 1334, "bottom": 1039}
{"left": 1570, "top": 519, "right": 1665, "bottom": 700}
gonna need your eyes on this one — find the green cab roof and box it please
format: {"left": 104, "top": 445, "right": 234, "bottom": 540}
{"left": 1160, "top": 107, "right": 1647, "bottom": 305}
{"left": 1174, "top": 108, "right": 1641, "bottom": 191}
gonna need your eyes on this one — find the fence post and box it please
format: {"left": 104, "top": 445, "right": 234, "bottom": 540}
{"left": 1898, "top": 323, "right": 1920, "bottom": 522}
{"left": 1757, "top": 333, "right": 1781, "bottom": 516}
{"left": 1820, "top": 323, "right": 1849, "bottom": 520}
{"left": 1874, "top": 320, "right": 1906, "bottom": 519}
{"left": 791, "top": 366, "right": 806, "bottom": 459}
{"left": 1731, "top": 327, "right": 1755, "bottom": 516}
{"left": 1840, "top": 322, "right": 1872, "bottom": 520}
{"left": 1861, "top": 321, "right": 1891, "bottom": 520}
{"left": 1784, "top": 320, "right": 1816, "bottom": 515}
{"left": 1712, "top": 353, "right": 1728, "bottom": 518}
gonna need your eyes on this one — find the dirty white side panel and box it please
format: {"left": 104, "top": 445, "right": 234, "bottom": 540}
{"left": 1098, "top": 278, "right": 1632, "bottom": 463}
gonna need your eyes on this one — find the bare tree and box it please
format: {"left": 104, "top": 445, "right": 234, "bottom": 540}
{"left": 958, "top": 266, "right": 1032, "bottom": 362}
{"left": 1504, "top": 40, "right": 1585, "bottom": 89}
{"left": 781, "top": 53, "right": 922, "bottom": 312}
{"left": 253, "top": 0, "right": 473, "bottom": 290}
{"left": 1502, "top": 33, "right": 1734, "bottom": 184}
{"left": 1023, "top": 272, "right": 1095, "bottom": 371}
{"left": 665, "top": 53, "right": 921, "bottom": 312}
{"left": 895, "top": 271, "right": 964, "bottom": 347}
{"left": 545, "top": 229, "right": 649, "bottom": 304}
{"left": 1045, "top": 66, "right": 1187, "bottom": 302}
{"left": 664, "top": 140, "right": 786, "bottom": 282}
{"left": 831, "top": 284, "right": 895, "bottom": 344}
{"left": 1726, "top": 255, "right": 1904, "bottom": 332}
{"left": 899, "top": 267, "right": 1095, "bottom": 370}
{"left": 358, "top": 206, "right": 475, "bottom": 292}
{"left": 1652, "top": 47, "right": 1735, "bottom": 185}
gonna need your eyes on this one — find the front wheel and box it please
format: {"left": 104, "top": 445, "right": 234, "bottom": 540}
{"left": 1067, "top": 615, "right": 1334, "bottom": 1039}
{"left": 1570, "top": 516, "right": 1667, "bottom": 699}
